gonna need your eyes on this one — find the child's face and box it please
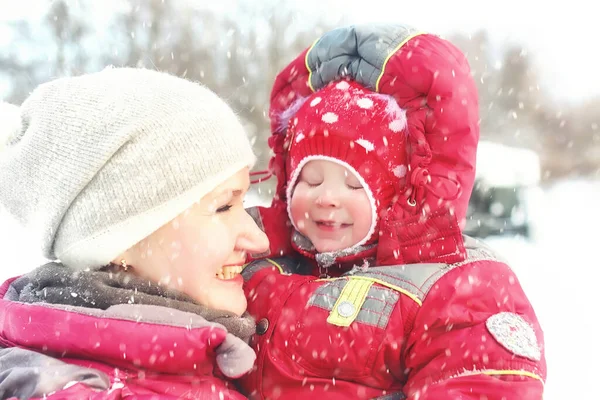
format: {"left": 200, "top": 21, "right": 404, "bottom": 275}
{"left": 290, "top": 160, "right": 373, "bottom": 253}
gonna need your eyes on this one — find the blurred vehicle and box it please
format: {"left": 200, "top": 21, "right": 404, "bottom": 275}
{"left": 464, "top": 141, "right": 541, "bottom": 239}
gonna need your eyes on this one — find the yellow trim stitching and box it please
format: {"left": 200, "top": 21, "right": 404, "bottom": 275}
{"left": 242, "top": 258, "right": 283, "bottom": 273}
{"left": 265, "top": 258, "right": 284, "bottom": 274}
{"left": 304, "top": 39, "right": 319, "bottom": 93}
{"left": 317, "top": 276, "right": 423, "bottom": 306}
{"left": 327, "top": 278, "right": 373, "bottom": 327}
{"left": 482, "top": 369, "right": 544, "bottom": 383}
{"left": 375, "top": 32, "right": 425, "bottom": 92}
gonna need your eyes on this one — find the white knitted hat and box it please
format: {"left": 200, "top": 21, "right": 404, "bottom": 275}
{"left": 0, "top": 67, "right": 256, "bottom": 269}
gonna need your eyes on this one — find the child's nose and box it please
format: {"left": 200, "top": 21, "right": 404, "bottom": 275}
{"left": 316, "top": 189, "right": 340, "bottom": 208}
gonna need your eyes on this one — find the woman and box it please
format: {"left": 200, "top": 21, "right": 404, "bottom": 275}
{"left": 0, "top": 67, "right": 269, "bottom": 399}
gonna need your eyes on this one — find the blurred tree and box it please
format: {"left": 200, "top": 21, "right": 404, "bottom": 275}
{"left": 0, "top": 19, "right": 38, "bottom": 103}
{"left": 537, "top": 98, "right": 600, "bottom": 179}
{"left": 1, "top": 1, "right": 596, "bottom": 180}
{"left": 106, "top": 0, "right": 333, "bottom": 167}
{"left": 449, "top": 30, "right": 600, "bottom": 181}
{"left": 449, "top": 31, "right": 499, "bottom": 137}
{"left": 0, "top": 0, "right": 88, "bottom": 102}
{"left": 46, "top": 0, "right": 88, "bottom": 76}
{"left": 451, "top": 32, "right": 542, "bottom": 147}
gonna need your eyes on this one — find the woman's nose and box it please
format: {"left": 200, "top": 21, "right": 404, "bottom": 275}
{"left": 236, "top": 212, "right": 270, "bottom": 254}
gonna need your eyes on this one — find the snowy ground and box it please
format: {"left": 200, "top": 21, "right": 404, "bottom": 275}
{"left": 484, "top": 179, "right": 599, "bottom": 400}
{"left": 1, "top": 179, "right": 597, "bottom": 398}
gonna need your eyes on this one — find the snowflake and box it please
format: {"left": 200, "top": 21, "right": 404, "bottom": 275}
{"left": 355, "top": 139, "right": 374, "bottom": 152}
{"left": 322, "top": 112, "right": 339, "bottom": 124}
{"left": 356, "top": 98, "right": 373, "bottom": 109}
{"left": 295, "top": 132, "right": 305, "bottom": 143}
{"left": 335, "top": 81, "right": 350, "bottom": 90}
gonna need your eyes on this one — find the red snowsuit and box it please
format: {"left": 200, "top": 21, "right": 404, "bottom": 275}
{"left": 240, "top": 24, "right": 546, "bottom": 399}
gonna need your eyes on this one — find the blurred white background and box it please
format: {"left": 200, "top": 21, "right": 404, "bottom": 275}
{"left": 1, "top": 1, "right": 598, "bottom": 398}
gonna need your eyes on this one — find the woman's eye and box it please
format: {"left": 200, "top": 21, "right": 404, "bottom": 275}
{"left": 216, "top": 204, "right": 233, "bottom": 213}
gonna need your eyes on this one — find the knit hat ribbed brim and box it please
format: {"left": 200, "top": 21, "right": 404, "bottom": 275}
{"left": 0, "top": 67, "right": 256, "bottom": 269}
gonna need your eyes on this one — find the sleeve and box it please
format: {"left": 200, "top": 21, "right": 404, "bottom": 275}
{"left": 242, "top": 256, "right": 314, "bottom": 326}
{"left": 403, "top": 260, "right": 546, "bottom": 400}
{"left": 0, "top": 347, "right": 109, "bottom": 400}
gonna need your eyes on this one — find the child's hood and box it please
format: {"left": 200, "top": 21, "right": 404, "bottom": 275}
{"left": 265, "top": 23, "right": 479, "bottom": 267}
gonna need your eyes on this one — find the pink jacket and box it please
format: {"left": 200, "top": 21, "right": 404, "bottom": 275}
{"left": 0, "top": 266, "right": 255, "bottom": 399}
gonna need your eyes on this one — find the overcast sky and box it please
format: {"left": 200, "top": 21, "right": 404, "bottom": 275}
{"left": 0, "top": 0, "right": 595, "bottom": 105}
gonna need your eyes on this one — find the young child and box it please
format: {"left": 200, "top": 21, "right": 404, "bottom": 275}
{"left": 241, "top": 23, "right": 546, "bottom": 399}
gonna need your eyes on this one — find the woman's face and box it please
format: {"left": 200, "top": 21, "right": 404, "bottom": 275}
{"left": 122, "top": 167, "right": 269, "bottom": 316}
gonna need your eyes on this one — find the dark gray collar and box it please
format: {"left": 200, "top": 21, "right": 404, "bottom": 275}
{"left": 292, "top": 230, "right": 376, "bottom": 269}
{"left": 9, "top": 262, "right": 255, "bottom": 342}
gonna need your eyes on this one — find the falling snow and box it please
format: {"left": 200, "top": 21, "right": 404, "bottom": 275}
{"left": 241, "top": 179, "right": 597, "bottom": 400}
{"left": 355, "top": 139, "right": 374, "bottom": 152}
{"left": 392, "top": 165, "right": 407, "bottom": 178}
{"left": 335, "top": 81, "right": 350, "bottom": 90}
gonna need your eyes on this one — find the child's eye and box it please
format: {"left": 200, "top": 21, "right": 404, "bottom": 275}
{"left": 216, "top": 204, "right": 233, "bottom": 213}
{"left": 346, "top": 179, "right": 363, "bottom": 190}
{"left": 301, "top": 177, "right": 322, "bottom": 187}
{"left": 347, "top": 184, "right": 364, "bottom": 190}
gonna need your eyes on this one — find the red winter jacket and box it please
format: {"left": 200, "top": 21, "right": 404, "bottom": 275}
{"left": 240, "top": 239, "right": 545, "bottom": 400}
{"left": 0, "top": 263, "right": 255, "bottom": 399}
{"left": 240, "top": 24, "right": 546, "bottom": 399}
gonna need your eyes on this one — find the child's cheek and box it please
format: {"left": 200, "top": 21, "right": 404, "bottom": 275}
{"left": 290, "top": 195, "right": 309, "bottom": 232}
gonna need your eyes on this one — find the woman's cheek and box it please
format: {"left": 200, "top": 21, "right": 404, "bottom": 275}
{"left": 197, "top": 222, "right": 234, "bottom": 262}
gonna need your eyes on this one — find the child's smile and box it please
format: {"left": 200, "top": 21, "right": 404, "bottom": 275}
{"left": 290, "top": 159, "right": 374, "bottom": 253}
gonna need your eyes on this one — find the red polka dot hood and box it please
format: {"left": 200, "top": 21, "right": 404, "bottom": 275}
{"left": 284, "top": 80, "right": 409, "bottom": 251}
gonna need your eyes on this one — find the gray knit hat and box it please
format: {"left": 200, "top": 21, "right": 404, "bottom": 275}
{"left": 0, "top": 67, "right": 256, "bottom": 269}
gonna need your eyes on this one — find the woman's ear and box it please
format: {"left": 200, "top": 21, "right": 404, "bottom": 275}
{"left": 111, "top": 247, "right": 134, "bottom": 269}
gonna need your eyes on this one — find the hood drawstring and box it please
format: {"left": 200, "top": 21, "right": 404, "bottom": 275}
{"left": 408, "top": 166, "right": 431, "bottom": 208}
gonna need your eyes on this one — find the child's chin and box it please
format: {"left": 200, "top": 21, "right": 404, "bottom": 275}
{"left": 314, "top": 241, "right": 349, "bottom": 253}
